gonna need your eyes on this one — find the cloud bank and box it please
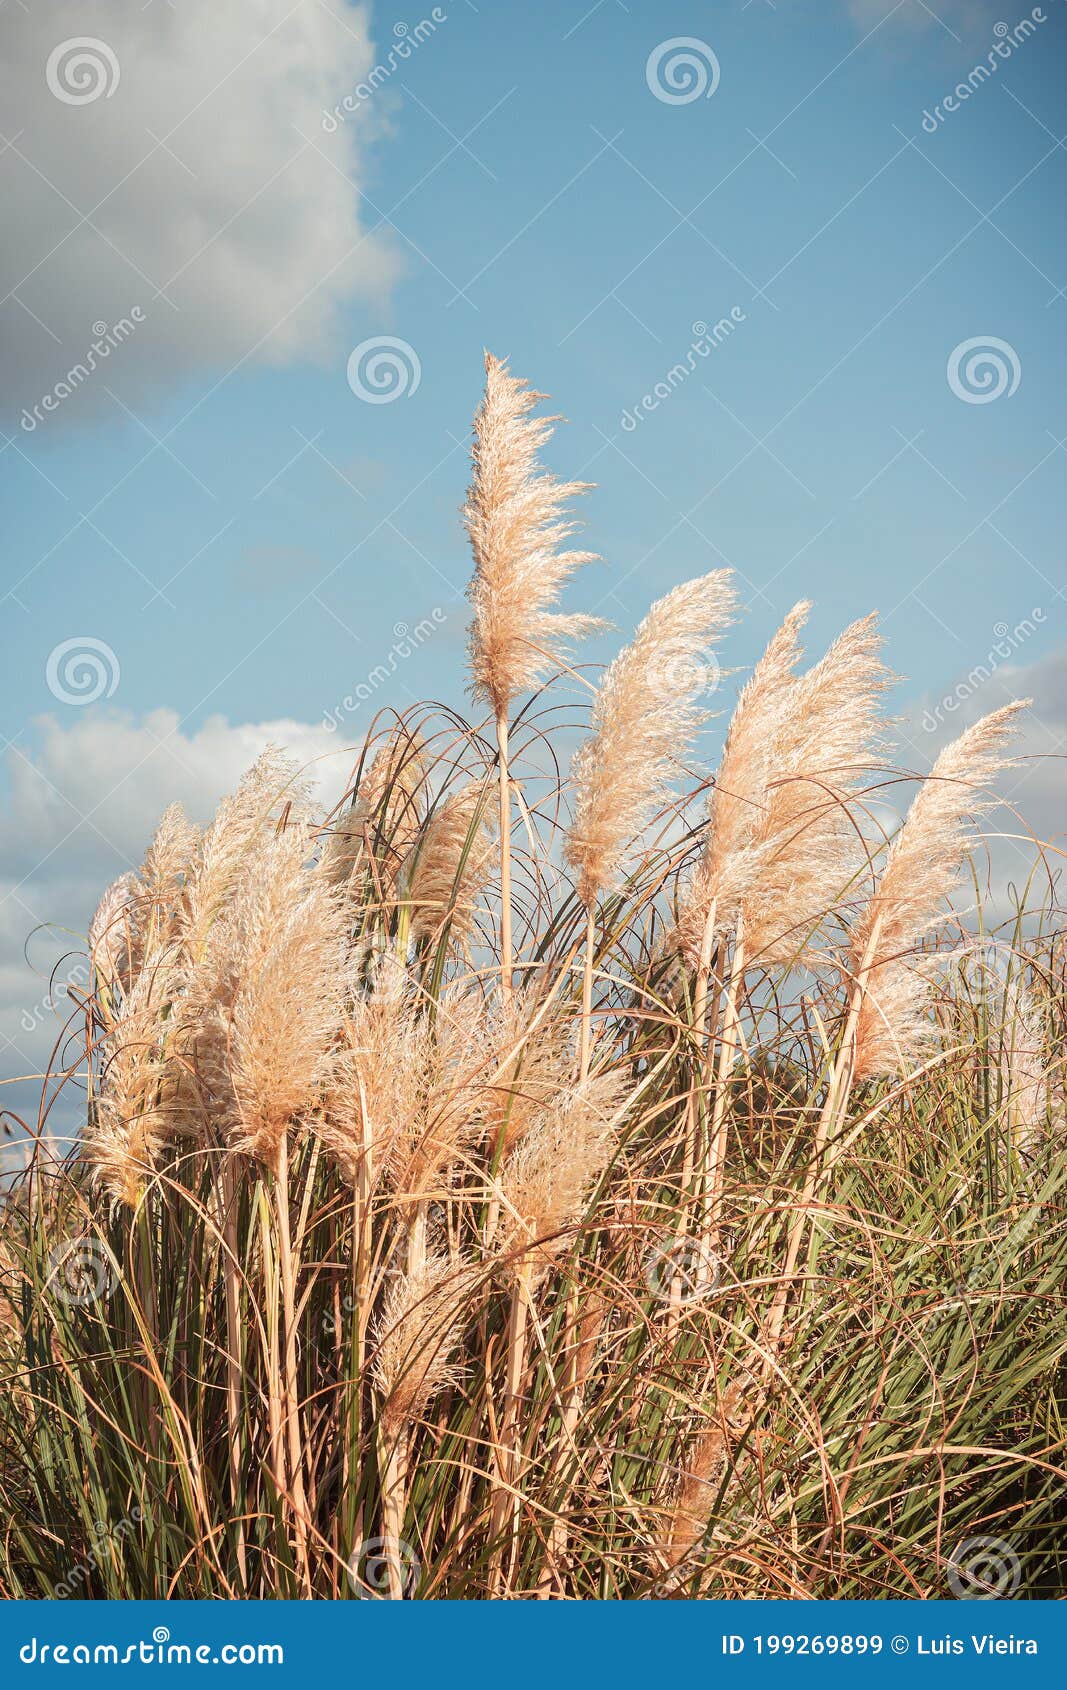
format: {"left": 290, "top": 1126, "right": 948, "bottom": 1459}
{"left": 1, "top": 0, "right": 397, "bottom": 430}
{"left": 844, "top": 0, "right": 1005, "bottom": 36}
{"left": 0, "top": 709, "right": 350, "bottom": 1157}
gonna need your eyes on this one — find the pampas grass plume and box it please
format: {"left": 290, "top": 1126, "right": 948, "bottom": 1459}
{"left": 852, "top": 700, "right": 1029, "bottom": 1080}
{"left": 404, "top": 781, "right": 496, "bottom": 947}
{"left": 566, "top": 571, "right": 736, "bottom": 908}
{"left": 466, "top": 353, "right": 603, "bottom": 714}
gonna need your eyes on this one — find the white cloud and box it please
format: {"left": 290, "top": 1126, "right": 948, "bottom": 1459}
{"left": 0, "top": 708, "right": 352, "bottom": 1156}
{"left": 1, "top": 0, "right": 398, "bottom": 430}
{"left": 843, "top": 0, "right": 1004, "bottom": 43}
{"left": 902, "top": 647, "right": 1066, "bottom": 913}
{"left": 0, "top": 707, "right": 349, "bottom": 882}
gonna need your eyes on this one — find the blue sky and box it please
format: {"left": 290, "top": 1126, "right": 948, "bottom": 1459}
{"left": 1, "top": 0, "right": 1064, "bottom": 1141}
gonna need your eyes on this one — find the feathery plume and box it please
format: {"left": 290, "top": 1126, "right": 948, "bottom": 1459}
{"left": 1000, "top": 980, "right": 1053, "bottom": 1158}
{"left": 565, "top": 572, "right": 736, "bottom": 909}
{"left": 156, "top": 755, "right": 319, "bottom": 1141}
{"left": 85, "top": 811, "right": 205, "bottom": 1199}
{"left": 386, "top": 983, "right": 492, "bottom": 1207}
{"left": 402, "top": 781, "right": 496, "bottom": 947}
{"left": 372, "top": 1255, "right": 472, "bottom": 1436}
{"left": 465, "top": 353, "right": 602, "bottom": 714}
{"left": 675, "top": 601, "right": 810, "bottom": 959}
{"left": 664, "top": 1385, "right": 746, "bottom": 1577}
{"left": 86, "top": 810, "right": 206, "bottom": 1200}
{"left": 321, "top": 953, "right": 423, "bottom": 1186}
{"left": 87, "top": 873, "right": 138, "bottom": 996}
{"left": 180, "top": 750, "right": 309, "bottom": 968}
{"left": 134, "top": 803, "right": 201, "bottom": 960}
{"left": 676, "top": 610, "right": 891, "bottom": 965}
{"left": 210, "top": 829, "right": 348, "bottom": 1169}
{"left": 498, "top": 1071, "right": 626, "bottom": 1281}
{"left": 478, "top": 993, "right": 574, "bottom": 1160}
{"left": 88, "top": 806, "right": 200, "bottom": 1002}
{"left": 742, "top": 614, "right": 892, "bottom": 962}
{"left": 322, "top": 962, "right": 491, "bottom": 1205}
{"left": 323, "top": 729, "right": 427, "bottom": 894}
{"left": 87, "top": 961, "right": 181, "bottom": 1208}
{"left": 851, "top": 701, "right": 1029, "bottom": 1081}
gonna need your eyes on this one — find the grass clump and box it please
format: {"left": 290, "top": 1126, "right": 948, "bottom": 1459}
{"left": 1, "top": 357, "right": 1064, "bottom": 1600}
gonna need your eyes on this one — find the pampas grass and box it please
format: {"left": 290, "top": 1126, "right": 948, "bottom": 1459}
{"left": 566, "top": 570, "right": 735, "bottom": 1081}
{"left": 675, "top": 600, "right": 811, "bottom": 967}
{"left": 677, "top": 609, "right": 891, "bottom": 969}
{"left": 764, "top": 701, "right": 1031, "bottom": 1362}
{"left": 673, "top": 607, "right": 890, "bottom": 1245}
{"left": 849, "top": 700, "right": 1029, "bottom": 1083}
{"left": 466, "top": 354, "right": 603, "bottom": 1006}
{"left": 402, "top": 781, "right": 495, "bottom": 950}
{"left": 566, "top": 571, "right": 736, "bottom": 911}
{"left": 2, "top": 364, "right": 1064, "bottom": 1604}
{"left": 324, "top": 728, "right": 427, "bottom": 897}
{"left": 497, "top": 1071, "right": 626, "bottom": 1280}
{"left": 465, "top": 354, "right": 602, "bottom": 717}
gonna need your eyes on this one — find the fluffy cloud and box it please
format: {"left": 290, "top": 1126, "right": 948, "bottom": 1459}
{"left": 1, "top": 0, "right": 397, "bottom": 429}
{"left": 1, "top": 707, "right": 348, "bottom": 882}
{"left": 843, "top": 0, "right": 1005, "bottom": 41}
{"left": 0, "top": 709, "right": 349, "bottom": 1160}
{"left": 902, "top": 646, "right": 1066, "bottom": 910}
